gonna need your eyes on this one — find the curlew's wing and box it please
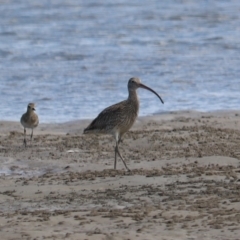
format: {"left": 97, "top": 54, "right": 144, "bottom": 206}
{"left": 84, "top": 100, "right": 128, "bottom": 134}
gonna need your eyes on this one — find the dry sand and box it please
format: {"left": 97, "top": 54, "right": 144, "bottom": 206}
{"left": 0, "top": 110, "right": 240, "bottom": 240}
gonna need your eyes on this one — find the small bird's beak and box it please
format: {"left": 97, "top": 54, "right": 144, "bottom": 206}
{"left": 138, "top": 83, "right": 164, "bottom": 104}
{"left": 32, "top": 108, "right": 36, "bottom": 111}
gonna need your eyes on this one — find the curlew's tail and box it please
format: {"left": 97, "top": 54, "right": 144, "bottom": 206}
{"left": 83, "top": 127, "right": 91, "bottom": 134}
{"left": 83, "top": 120, "right": 98, "bottom": 134}
{"left": 83, "top": 118, "right": 108, "bottom": 134}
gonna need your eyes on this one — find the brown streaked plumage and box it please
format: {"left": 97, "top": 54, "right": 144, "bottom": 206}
{"left": 20, "top": 103, "right": 39, "bottom": 147}
{"left": 84, "top": 77, "right": 164, "bottom": 171}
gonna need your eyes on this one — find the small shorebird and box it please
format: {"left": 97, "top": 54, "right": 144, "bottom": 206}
{"left": 84, "top": 77, "right": 164, "bottom": 171}
{"left": 20, "top": 103, "right": 39, "bottom": 147}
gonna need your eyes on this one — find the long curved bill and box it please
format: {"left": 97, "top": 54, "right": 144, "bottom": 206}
{"left": 139, "top": 83, "right": 164, "bottom": 104}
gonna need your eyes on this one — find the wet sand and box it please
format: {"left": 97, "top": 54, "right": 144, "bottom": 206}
{"left": 0, "top": 110, "right": 240, "bottom": 240}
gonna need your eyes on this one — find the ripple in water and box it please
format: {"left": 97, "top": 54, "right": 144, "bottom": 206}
{"left": 0, "top": 0, "right": 240, "bottom": 122}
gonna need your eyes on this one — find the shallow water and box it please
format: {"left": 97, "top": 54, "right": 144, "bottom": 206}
{"left": 0, "top": 0, "right": 240, "bottom": 123}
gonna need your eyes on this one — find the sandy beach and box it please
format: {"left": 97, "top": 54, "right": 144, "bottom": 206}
{"left": 0, "top": 110, "right": 240, "bottom": 240}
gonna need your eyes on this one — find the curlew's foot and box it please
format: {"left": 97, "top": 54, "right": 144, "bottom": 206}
{"left": 124, "top": 168, "right": 132, "bottom": 175}
{"left": 126, "top": 167, "right": 131, "bottom": 172}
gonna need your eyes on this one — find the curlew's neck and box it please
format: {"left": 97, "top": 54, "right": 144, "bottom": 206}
{"left": 127, "top": 89, "right": 139, "bottom": 111}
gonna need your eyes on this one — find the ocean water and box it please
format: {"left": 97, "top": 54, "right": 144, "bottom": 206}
{"left": 0, "top": 0, "right": 240, "bottom": 123}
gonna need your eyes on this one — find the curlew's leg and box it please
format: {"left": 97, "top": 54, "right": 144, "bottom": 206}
{"left": 114, "top": 144, "right": 118, "bottom": 170}
{"left": 115, "top": 140, "right": 131, "bottom": 172}
{"left": 23, "top": 128, "right": 27, "bottom": 147}
{"left": 114, "top": 136, "right": 122, "bottom": 170}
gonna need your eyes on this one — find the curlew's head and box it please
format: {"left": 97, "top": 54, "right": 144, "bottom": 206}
{"left": 128, "top": 77, "right": 164, "bottom": 104}
{"left": 27, "top": 103, "right": 36, "bottom": 112}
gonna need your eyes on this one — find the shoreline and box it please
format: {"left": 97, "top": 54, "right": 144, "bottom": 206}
{"left": 1, "top": 109, "right": 240, "bottom": 135}
{"left": 1, "top": 108, "right": 240, "bottom": 123}
{"left": 0, "top": 110, "right": 240, "bottom": 239}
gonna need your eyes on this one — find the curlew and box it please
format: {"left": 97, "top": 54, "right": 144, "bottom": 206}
{"left": 20, "top": 103, "right": 39, "bottom": 147}
{"left": 84, "top": 77, "right": 164, "bottom": 171}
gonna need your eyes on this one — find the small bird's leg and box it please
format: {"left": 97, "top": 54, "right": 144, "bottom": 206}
{"left": 23, "top": 128, "right": 27, "bottom": 147}
{"left": 30, "top": 129, "right": 33, "bottom": 141}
